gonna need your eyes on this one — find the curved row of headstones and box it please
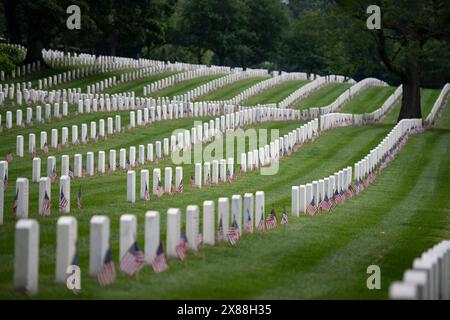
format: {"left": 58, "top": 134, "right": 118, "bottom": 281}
{"left": 389, "top": 240, "right": 450, "bottom": 300}
{"left": 425, "top": 83, "right": 450, "bottom": 125}
{"left": 12, "top": 190, "right": 270, "bottom": 295}
{"left": 0, "top": 106, "right": 301, "bottom": 222}
{"left": 278, "top": 75, "right": 353, "bottom": 109}
{"left": 223, "top": 72, "right": 309, "bottom": 106}
{"left": 143, "top": 66, "right": 231, "bottom": 96}
{"left": 178, "top": 68, "right": 270, "bottom": 102}
{"left": 291, "top": 118, "right": 423, "bottom": 216}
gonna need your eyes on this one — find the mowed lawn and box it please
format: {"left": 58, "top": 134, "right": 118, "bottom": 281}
{"left": 195, "top": 77, "right": 270, "bottom": 101}
{"left": 292, "top": 83, "right": 352, "bottom": 110}
{"left": 340, "top": 86, "right": 396, "bottom": 114}
{"left": 241, "top": 80, "right": 309, "bottom": 106}
{"left": 0, "top": 66, "right": 447, "bottom": 299}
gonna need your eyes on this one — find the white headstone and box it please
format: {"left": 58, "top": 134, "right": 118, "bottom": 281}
{"left": 186, "top": 205, "right": 200, "bottom": 251}
{"left": 127, "top": 170, "right": 136, "bottom": 203}
{"left": 120, "top": 214, "right": 137, "bottom": 259}
{"left": 218, "top": 197, "right": 229, "bottom": 236}
{"left": 166, "top": 208, "right": 181, "bottom": 258}
{"left": 55, "top": 216, "right": 77, "bottom": 283}
{"left": 255, "top": 191, "right": 265, "bottom": 228}
{"left": 203, "top": 200, "right": 215, "bottom": 245}
{"left": 145, "top": 211, "right": 159, "bottom": 264}
{"left": 14, "top": 219, "right": 39, "bottom": 295}
{"left": 89, "top": 216, "right": 110, "bottom": 276}
{"left": 15, "top": 178, "right": 29, "bottom": 219}
{"left": 59, "top": 175, "right": 70, "bottom": 213}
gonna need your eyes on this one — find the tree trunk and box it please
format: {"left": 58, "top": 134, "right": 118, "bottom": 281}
{"left": 24, "top": 27, "right": 46, "bottom": 66}
{"left": 398, "top": 60, "right": 422, "bottom": 121}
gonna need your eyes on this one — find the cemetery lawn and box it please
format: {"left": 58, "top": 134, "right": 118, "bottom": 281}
{"left": 148, "top": 74, "right": 227, "bottom": 98}
{"left": 195, "top": 77, "right": 270, "bottom": 101}
{"left": 241, "top": 80, "right": 310, "bottom": 106}
{"left": 339, "top": 86, "right": 396, "bottom": 114}
{"left": 0, "top": 64, "right": 448, "bottom": 299}
{"left": 292, "top": 83, "right": 352, "bottom": 110}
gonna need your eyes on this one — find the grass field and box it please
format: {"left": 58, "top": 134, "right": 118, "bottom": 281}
{"left": 292, "top": 83, "right": 352, "bottom": 110}
{"left": 241, "top": 80, "right": 309, "bottom": 106}
{"left": 340, "top": 86, "right": 396, "bottom": 114}
{"left": 195, "top": 77, "right": 270, "bottom": 101}
{"left": 0, "top": 68, "right": 448, "bottom": 299}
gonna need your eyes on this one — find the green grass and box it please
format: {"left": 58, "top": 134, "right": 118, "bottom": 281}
{"left": 241, "top": 80, "right": 310, "bottom": 106}
{"left": 195, "top": 77, "right": 270, "bottom": 101}
{"left": 340, "top": 86, "right": 396, "bottom": 114}
{"left": 381, "top": 88, "right": 442, "bottom": 124}
{"left": 0, "top": 66, "right": 82, "bottom": 87}
{"left": 292, "top": 83, "right": 352, "bottom": 109}
{"left": 148, "top": 75, "right": 227, "bottom": 99}
{"left": 0, "top": 69, "right": 448, "bottom": 299}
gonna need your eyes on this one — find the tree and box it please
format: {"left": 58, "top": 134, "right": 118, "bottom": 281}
{"left": 337, "top": 0, "right": 450, "bottom": 120}
{"left": 176, "top": 0, "right": 247, "bottom": 65}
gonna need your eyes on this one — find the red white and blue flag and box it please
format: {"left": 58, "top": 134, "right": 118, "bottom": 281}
{"left": 97, "top": 249, "right": 116, "bottom": 286}
{"left": 120, "top": 241, "right": 146, "bottom": 276}
{"left": 59, "top": 188, "right": 68, "bottom": 210}
{"left": 280, "top": 207, "right": 289, "bottom": 225}
{"left": 152, "top": 242, "right": 168, "bottom": 273}
{"left": 227, "top": 217, "right": 240, "bottom": 246}
{"left": 175, "top": 234, "right": 188, "bottom": 261}
{"left": 41, "top": 190, "right": 51, "bottom": 216}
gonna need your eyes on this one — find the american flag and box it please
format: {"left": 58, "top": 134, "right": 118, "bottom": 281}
{"left": 339, "top": 189, "right": 346, "bottom": 202}
{"left": 152, "top": 242, "right": 168, "bottom": 273}
{"left": 238, "top": 165, "right": 243, "bottom": 176}
{"left": 41, "top": 190, "right": 51, "bottom": 216}
{"left": 156, "top": 179, "right": 164, "bottom": 198}
{"left": 280, "top": 207, "right": 289, "bottom": 225}
{"left": 227, "top": 218, "right": 240, "bottom": 246}
{"left": 197, "top": 233, "right": 203, "bottom": 249}
{"left": 107, "top": 162, "right": 112, "bottom": 175}
{"left": 3, "top": 172, "right": 8, "bottom": 190}
{"left": 265, "top": 208, "right": 277, "bottom": 230}
{"left": 178, "top": 179, "right": 184, "bottom": 193}
{"left": 355, "top": 180, "right": 360, "bottom": 194}
{"left": 333, "top": 190, "right": 341, "bottom": 204}
{"left": 189, "top": 175, "right": 196, "bottom": 187}
{"left": 51, "top": 165, "right": 57, "bottom": 183}
{"left": 227, "top": 170, "right": 233, "bottom": 183}
{"left": 217, "top": 217, "right": 224, "bottom": 242}
{"left": 12, "top": 190, "right": 18, "bottom": 219}
{"left": 120, "top": 241, "right": 146, "bottom": 276}
{"left": 43, "top": 143, "right": 49, "bottom": 153}
{"left": 6, "top": 152, "right": 13, "bottom": 162}
{"left": 144, "top": 183, "right": 150, "bottom": 201}
{"left": 170, "top": 181, "right": 176, "bottom": 195}
{"left": 126, "top": 159, "right": 131, "bottom": 170}
{"left": 244, "top": 209, "right": 253, "bottom": 234}
{"left": 68, "top": 166, "right": 74, "bottom": 179}
{"left": 59, "top": 188, "right": 68, "bottom": 210}
{"left": 56, "top": 143, "right": 61, "bottom": 151}
{"left": 257, "top": 209, "right": 265, "bottom": 232}
{"left": 346, "top": 185, "right": 355, "bottom": 199}
{"left": 306, "top": 197, "right": 317, "bottom": 216}
{"left": 31, "top": 146, "right": 37, "bottom": 157}
{"left": 175, "top": 234, "right": 188, "bottom": 261}
{"left": 74, "top": 139, "right": 80, "bottom": 146}
{"left": 77, "top": 187, "right": 82, "bottom": 209}
{"left": 321, "top": 195, "right": 332, "bottom": 212}
{"left": 97, "top": 248, "right": 116, "bottom": 286}
{"left": 205, "top": 174, "right": 211, "bottom": 187}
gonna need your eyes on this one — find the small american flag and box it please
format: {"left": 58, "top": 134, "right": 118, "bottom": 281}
{"left": 197, "top": 233, "right": 203, "bottom": 249}
{"left": 227, "top": 218, "right": 240, "bottom": 246}
{"left": 177, "top": 179, "right": 184, "bottom": 193}
{"left": 43, "top": 143, "right": 49, "bottom": 154}
{"left": 56, "top": 143, "right": 61, "bottom": 151}
{"left": 77, "top": 187, "right": 82, "bottom": 209}
{"left": 306, "top": 197, "right": 317, "bottom": 216}
{"left": 156, "top": 179, "right": 164, "bottom": 198}
{"left": 144, "top": 183, "right": 150, "bottom": 201}
{"left": 189, "top": 175, "right": 196, "bottom": 187}
{"left": 59, "top": 188, "right": 68, "bottom": 210}
{"left": 205, "top": 174, "right": 211, "bottom": 187}
{"left": 107, "top": 162, "right": 112, "bottom": 175}
{"left": 334, "top": 190, "right": 343, "bottom": 204}
{"left": 41, "top": 190, "right": 51, "bottom": 216}
{"left": 152, "top": 242, "right": 168, "bottom": 273}
{"left": 12, "top": 190, "right": 18, "bottom": 219}
{"left": 265, "top": 208, "right": 277, "bottom": 230}
{"left": 51, "top": 165, "right": 57, "bottom": 183}
{"left": 31, "top": 146, "right": 37, "bottom": 157}
{"left": 227, "top": 170, "right": 232, "bottom": 183}
{"left": 68, "top": 166, "right": 74, "bottom": 179}
{"left": 175, "top": 234, "right": 188, "bottom": 261}
{"left": 280, "top": 207, "right": 288, "bottom": 225}
{"left": 73, "top": 139, "right": 80, "bottom": 146}
{"left": 257, "top": 209, "right": 265, "bottom": 232}
{"left": 97, "top": 249, "right": 116, "bottom": 286}
{"left": 238, "top": 165, "right": 243, "bottom": 176}
{"left": 245, "top": 209, "right": 253, "bottom": 234}
{"left": 339, "top": 189, "right": 346, "bottom": 202}
{"left": 120, "top": 242, "right": 146, "bottom": 276}
{"left": 217, "top": 217, "right": 224, "bottom": 242}
{"left": 346, "top": 185, "right": 355, "bottom": 199}
{"left": 321, "top": 195, "right": 332, "bottom": 212}
{"left": 6, "top": 152, "right": 13, "bottom": 162}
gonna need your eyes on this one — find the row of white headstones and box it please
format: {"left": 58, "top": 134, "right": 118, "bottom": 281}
{"left": 292, "top": 118, "right": 422, "bottom": 215}
{"left": 0, "top": 106, "right": 305, "bottom": 221}
{"left": 389, "top": 240, "right": 450, "bottom": 300}
{"left": 13, "top": 191, "right": 267, "bottom": 295}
